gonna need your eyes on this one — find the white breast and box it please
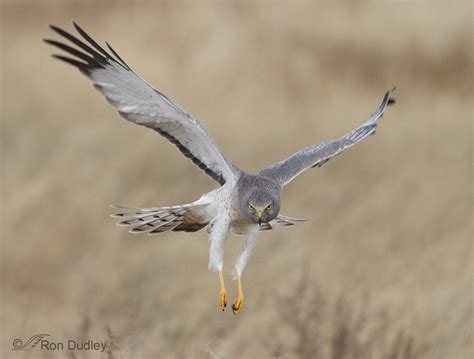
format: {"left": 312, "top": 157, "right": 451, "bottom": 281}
{"left": 199, "top": 181, "right": 251, "bottom": 236}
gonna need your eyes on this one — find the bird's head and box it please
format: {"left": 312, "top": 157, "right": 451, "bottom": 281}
{"left": 246, "top": 195, "right": 279, "bottom": 224}
{"left": 241, "top": 185, "right": 280, "bottom": 225}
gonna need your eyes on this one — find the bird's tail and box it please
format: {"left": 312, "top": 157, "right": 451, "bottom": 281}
{"left": 259, "top": 214, "right": 309, "bottom": 231}
{"left": 110, "top": 203, "right": 210, "bottom": 235}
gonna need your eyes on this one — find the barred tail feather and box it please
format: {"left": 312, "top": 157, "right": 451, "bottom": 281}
{"left": 260, "top": 214, "right": 309, "bottom": 231}
{"left": 274, "top": 214, "right": 309, "bottom": 227}
{"left": 110, "top": 203, "right": 209, "bottom": 235}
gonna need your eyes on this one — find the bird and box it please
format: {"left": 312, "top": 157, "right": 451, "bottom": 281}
{"left": 45, "top": 22, "right": 395, "bottom": 315}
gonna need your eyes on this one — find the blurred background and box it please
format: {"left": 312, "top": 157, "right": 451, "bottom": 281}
{"left": 1, "top": 1, "right": 472, "bottom": 358}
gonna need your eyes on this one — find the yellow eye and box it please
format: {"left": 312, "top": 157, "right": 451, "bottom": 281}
{"left": 248, "top": 203, "right": 254, "bottom": 212}
{"left": 266, "top": 204, "right": 272, "bottom": 211}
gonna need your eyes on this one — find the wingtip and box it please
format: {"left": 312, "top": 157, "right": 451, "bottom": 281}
{"left": 72, "top": 21, "right": 86, "bottom": 36}
{"left": 389, "top": 87, "right": 397, "bottom": 105}
{"left": 48, "top": 24, "right": 63, "bottom": 35}
{"left": 385, "top": 86, "right": 397, "bottom": 106}
{"left": 48, "top": 22, "right": 83, "bottom": 34}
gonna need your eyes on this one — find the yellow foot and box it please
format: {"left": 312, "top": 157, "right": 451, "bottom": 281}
{"left": 219, "top": 291, "right": 227, "bottom": 311}
{"left": 218, "top": 271, "right": 227, "bottom": 312}
{"left": 232, "top": 276, "right": 245, "bottom": 315}
{"left": 232, "top": 295, "right": 244, "bottom": 315}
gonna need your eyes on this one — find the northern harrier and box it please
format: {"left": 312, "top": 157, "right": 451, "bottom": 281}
{"left": 45, "top": 23, "right": 395, "bottom": 314}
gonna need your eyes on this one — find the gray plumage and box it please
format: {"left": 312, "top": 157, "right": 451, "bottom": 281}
{"left": 45, "top": 23, "right": 395, "bottom": 301}
{"left": 259, "top": 90, "right": 395, "bottom": 186}
{"left": 235, "top": 174, "right": 281, "bottom": 225}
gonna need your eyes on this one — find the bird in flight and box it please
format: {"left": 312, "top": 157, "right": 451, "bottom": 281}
{"left": 45, "top": 23, "right": 395, "bottom": 315}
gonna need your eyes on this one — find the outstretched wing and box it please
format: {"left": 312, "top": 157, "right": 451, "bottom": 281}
{"left": 259, "top": 89, "right": 395, "bottom": 187}
{"left": 44, "top": 23, "right": 238, "bottom": 185}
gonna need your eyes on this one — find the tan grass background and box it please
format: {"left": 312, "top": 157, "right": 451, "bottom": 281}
{"left": 1, "top": 1, "right": 472, "bottom": 358}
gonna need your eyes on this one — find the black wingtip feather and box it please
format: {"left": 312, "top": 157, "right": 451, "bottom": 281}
{"left": 72, "top": 21, "right": 111, "bottom": 59}
{"left": 52, "top": 54, "right": 90, "bottom": 73}
{"left": 45, "top": 38, "right": 100, "bottom": 66}
{"left": 106, "top": 41, "right": 130, "bottom": 70}
{"left": 387, "top": 86, "right": 397, "bottom": 105}
{"left": 45, "top": 23, "right": 132, "bottom": 73}
{"left": 49, "top": 24, "right": 63, "bottom": 33}
{"left": 48, "top": 24, "right": 106, "bottom": 61}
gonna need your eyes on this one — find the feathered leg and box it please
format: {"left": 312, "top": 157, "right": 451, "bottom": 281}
{"left": 207, "top": 216, "right": 231, "bottom": 311}
{"left": 231, "top": 225, "right": 259, "bottom": 315}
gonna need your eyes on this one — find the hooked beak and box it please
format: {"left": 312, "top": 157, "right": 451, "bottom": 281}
{"left": 257, "top": 210, "right": 262, "bottom": 224}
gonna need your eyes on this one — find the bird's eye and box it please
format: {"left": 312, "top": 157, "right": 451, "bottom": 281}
{"left": 248, "top": 203, "right": 254, "bottom": 212}
{"left": 266, "top": 204, "right": 272, "bottom": 211}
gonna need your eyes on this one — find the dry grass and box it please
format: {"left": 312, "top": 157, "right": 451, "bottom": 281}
{"left": 1, "top": 1, "right": 472, "bottom": 358}
{"left": 271, "top": 270, "right": 428, "bottom": 359}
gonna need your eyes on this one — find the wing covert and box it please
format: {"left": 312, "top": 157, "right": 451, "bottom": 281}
{"left": 45, "top": 23, "right": 238, "bottom": 185}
